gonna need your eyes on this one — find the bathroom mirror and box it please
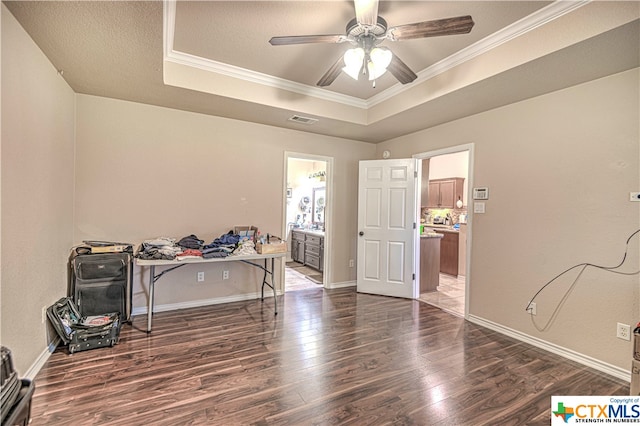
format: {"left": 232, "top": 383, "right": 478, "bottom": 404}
{"left": 312, "top": 187, "right": 325, "bottom": 227}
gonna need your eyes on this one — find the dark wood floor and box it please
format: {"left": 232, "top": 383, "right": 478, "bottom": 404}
{"left": 31, "top": 287, "right": 628, "bottom": 425}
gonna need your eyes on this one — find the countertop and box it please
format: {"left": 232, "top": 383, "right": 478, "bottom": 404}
{"left": 422, "top": 224, "right": 460, "bottom": 233}
{"left": 420, "top": 232, "right": 444, "bottom": 238}
{"left": 292, "top": 228, "right": 325, "bottom": 236}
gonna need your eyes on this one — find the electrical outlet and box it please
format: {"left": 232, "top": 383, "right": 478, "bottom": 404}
{"left": 616, "top": 322, "right": 631, "bottom": 341}
{"left": 197, "top": 272, "right": 204, "bottom": 282}
{"left": 349, "top": 259, "right": 354, "bottom": 268}
{"left": 528, "top": 302, "right": 537, "bottom": 316}
{"left": 630, "top": 192, "right": 640, "bottom": 202}
{"left": 223, "top": 270, "right": 229, "bottom": 280}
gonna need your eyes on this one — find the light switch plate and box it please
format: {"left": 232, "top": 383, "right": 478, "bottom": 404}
{"left": 474, "top": 202, "right": 485, "bottom": 214}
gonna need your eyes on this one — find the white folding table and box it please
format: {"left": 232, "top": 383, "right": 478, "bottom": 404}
{"left": 135, "top": 252, "right": 285, "bottom": 332}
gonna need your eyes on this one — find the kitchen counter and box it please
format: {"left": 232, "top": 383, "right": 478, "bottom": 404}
{"left": 423, "top": 224, "right": 459, "bottom": 233}
{"left": 421, "top": 232, "right": 444, "bottom": 238}
{"left": 420, "top": 233, "right": 441, "bottom": 293}
{"left": 426, "top": 226, "right": 461, "bottom": 276}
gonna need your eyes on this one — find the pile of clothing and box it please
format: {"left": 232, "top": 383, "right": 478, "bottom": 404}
{"left": 135, "top": 232, "right": 257, "bottom": 261}
{"left": 135, "top": 237, "right": 182, "bottom": 260}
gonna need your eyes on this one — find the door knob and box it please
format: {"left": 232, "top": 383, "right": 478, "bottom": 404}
{"left": 359, "top": 231, "right": 364, "bottom": 236}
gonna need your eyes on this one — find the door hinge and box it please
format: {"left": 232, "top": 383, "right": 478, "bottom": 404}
{"left": 412, "top": 273, "right": 415, "bottom": 281}
{"left": 414, "top": 171, "right": 418, "bottom": 178}
{"left": 413, "top": 222, "right": 416, "bottom": 229}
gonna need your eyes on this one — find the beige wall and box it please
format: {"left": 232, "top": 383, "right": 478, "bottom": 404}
{"left": 378, "top": 69, "right": 640, "bottom": 370}
{"left": 2, "top": 0, "right": 638, "bottom": 380}
{"left": 1, "top": 5, "right": 76, "bottom": 375}
{"left": 74, "top": 95, "right": 374, "bottom": 312}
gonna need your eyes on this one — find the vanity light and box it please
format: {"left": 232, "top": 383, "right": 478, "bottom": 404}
{"left": 456, "top": 197, "right": 463, "bottom": 208}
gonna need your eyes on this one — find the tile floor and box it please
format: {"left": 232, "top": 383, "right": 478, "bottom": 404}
{"left": 285, "top": 262, "right": 323, "bottom": 291}
{"left": 419, "top": 273, "right": 466, "bottom": 317}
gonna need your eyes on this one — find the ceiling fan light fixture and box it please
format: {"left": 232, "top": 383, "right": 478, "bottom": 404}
{"left": 342, "top": 47, "right": 365, "bottom": 80}
{"left": 367, "top": 47, "right": 392, "bottom": 80}
{"left": 271, "top": 1, "right": 474, "bottom": 88}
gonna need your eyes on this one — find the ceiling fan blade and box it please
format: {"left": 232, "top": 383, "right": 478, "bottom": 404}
{"left": 354, "top": 0, "right": 379, "bottom": 27}
{"left": 269, "top": 34, "right": 345, "bottom": 46}
{"left": 386, "top": 54, "right": 418, "bottom": 85}
{"left": 317, "top": 55, "right": 345, "bottom": 87}
{"left": 388, "top": 15, "right": 474, "bottom": 41}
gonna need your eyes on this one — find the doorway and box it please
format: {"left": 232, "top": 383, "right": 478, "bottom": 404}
{"left": 283, "top": 153, "right": 332, "bottom": 292}
{"left": 414, "top": 145, "right": 472, "bottom": 317}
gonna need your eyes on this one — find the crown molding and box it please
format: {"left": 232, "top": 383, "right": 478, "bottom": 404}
{"left": 165, "top": 50, "right": 369, "bottom": 109}
{"left": 163, "top": 0, "right": 367, "bottom": 109}
{"left": 367, "top": 0, "right": 590, "bottom": 107}
{"left": 163, "top": 0, "right": 589, "bottom": 111}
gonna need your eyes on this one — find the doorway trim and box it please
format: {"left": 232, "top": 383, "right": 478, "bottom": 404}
{"left": 282, "top": 151, "right": 334, "bottom": 290}
{"left": 413, "top": 143, "right": 474, "bottom": 318}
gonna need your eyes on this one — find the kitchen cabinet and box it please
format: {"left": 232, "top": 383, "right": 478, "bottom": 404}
{"left": 434, "top": 230, "right": 459, "bottom": 276}
{"left": 426, "top": 178, "right": 464, "bottom": 208}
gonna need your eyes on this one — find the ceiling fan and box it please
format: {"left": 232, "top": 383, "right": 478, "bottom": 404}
{"left": 269, "top": 0, "right": 474, "bottom": 87}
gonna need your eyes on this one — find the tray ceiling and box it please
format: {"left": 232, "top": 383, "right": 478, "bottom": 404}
{"left": 4, "top": 1, "right": 639, "bottom": 143}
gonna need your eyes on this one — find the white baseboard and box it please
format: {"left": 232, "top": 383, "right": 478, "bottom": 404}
{"left": 325, "top": 280, "right": 356, "bottom": 289}
{"left": 131, "top": 291, "right": 282, "bottom": 316}
{"left": 130, "top": 282, "right": 359, "bottom": 317}
{"left": 467, "top": 314, "right": 631, "bottom": 382}
{"left": 24, "top": 338, "right": 59, "bottom": 381}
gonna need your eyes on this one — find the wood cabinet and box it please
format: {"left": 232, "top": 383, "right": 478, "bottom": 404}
{"left": 426, "top": 178, "right": 464, "bottom": 208}
{"left": 435, "top": 230, "right": 459, "bottom": 276}
{"left": 304, "top": 234, "right": 324, "bottom": 271}
{"left": 291, "top": 231, "right": 305, "bottom": 264}
{"left": 291, "top": 230, "right": 324, "bottom": 271}
{"left": 420, "top": 236, "right": 442, "bottom": 293}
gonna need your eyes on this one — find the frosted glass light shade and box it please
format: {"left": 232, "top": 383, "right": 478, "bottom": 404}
{"left": 343, "top": 48, "right": 365, "bottom": 80}
{"left": 367, "top": 47, "right": 392, "bottom": 80}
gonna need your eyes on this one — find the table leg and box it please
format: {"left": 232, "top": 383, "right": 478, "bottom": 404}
{"left": 259, "top": 258, "right": 278, "bottom": 315}
{"left": 261, "top": 259, "right": 266, "bottom": 301}
{"left": 147, "top": 265, "right": 155, "bottom": 333}
{"left": 271, "top": 257, "right": 277, "bottom": 315}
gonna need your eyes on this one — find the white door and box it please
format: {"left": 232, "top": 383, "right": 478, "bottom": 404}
{"left": 357, "top": 159, "right": 419, "bottom": 298}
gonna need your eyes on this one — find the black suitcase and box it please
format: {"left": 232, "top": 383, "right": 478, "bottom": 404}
{"left": 68, "top": 249, "right": 132, "bottom": 321}
{"left": 1, "top": 346, "right": 21, "bottom": 424}
{"left": 46, "top": 297, "right": 121, "bottom": 354}
{"left": 2, "top": 379, "right": 35, "bottom": 426}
